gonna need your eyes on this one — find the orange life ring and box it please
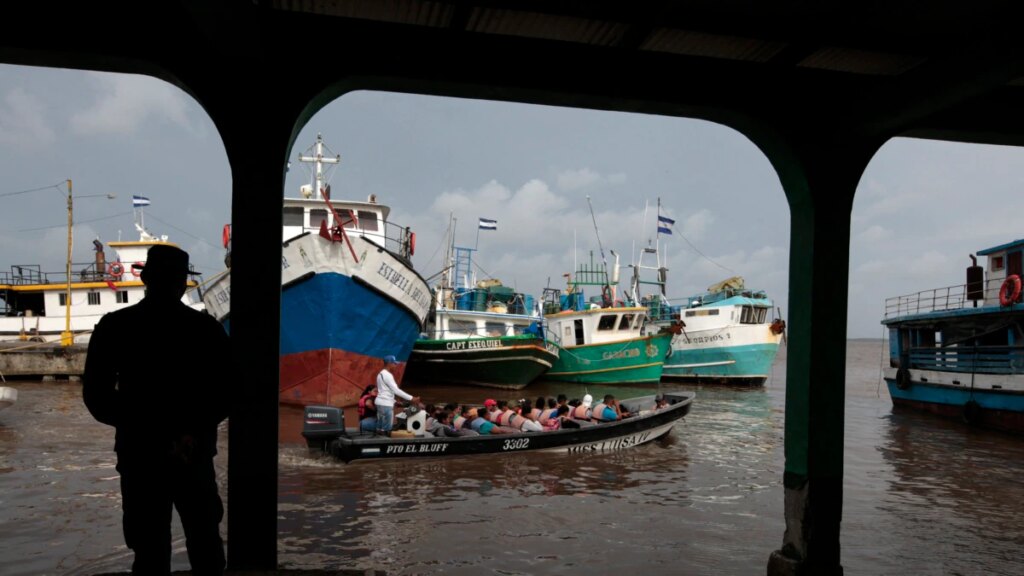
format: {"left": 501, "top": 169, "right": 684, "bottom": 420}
{"left": 999, "top": 274, "right": 1021, "bottom": 306}
{"left": 222, "top": 223, "right": 231, "bottom": 249}
{"left": 409, "top": 231, "right": 416, "bottom": 256}
{"left": 132, "top": 261, "right": 144, "bottom": 277}
{"left": 107, "top": 261, "right": 124, "bottom": 278}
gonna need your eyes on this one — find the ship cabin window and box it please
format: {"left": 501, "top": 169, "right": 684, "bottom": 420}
{"left": 309, "top": 209, "right": 329, "bottom": 229}
{"left": 992, "top": 256, "right": 1005, "bottom": 271}
{"left": 58, "top": 293, "right": 67, "bottom": 306}
{"left": 485, "top": 322, "right": 507, "bottom": 336}
{"left": 448, "top": 319, "right": 478, "bottom": 336}
{"left": 740, "top": 306, "right": 767, "bottom": 324}
{"left": 564, "top": 325, "right": 573, "bottom": 341}
{"left": 598, "top": 314, "right": 618, "bottom": 331}
{"left": 282, "top": 207, "right": 304, "bottom": 227}
{"left": 619, "top": 314, "right": 635, "bottom": 330}
{"left": 357, "top": 210, "right": 379, "bottom": 232}
{"left": 337, "top": 211, "right": 356, "bottom": 229}
{"left": 88, "top": 292, "right": 101, "bottom": 306}
{"left": 116, "top": 291, "right": 129, "bottom": 304}
{"left": 685, "top": 309, "right": 719, "bottom": 318}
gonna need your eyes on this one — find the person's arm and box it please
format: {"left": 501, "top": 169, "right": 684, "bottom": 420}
{"left": 382, "top": 371, "right": 413, "bottom": 402}
{"left": 82, "top": 317, "right": 121, "bottom": 427}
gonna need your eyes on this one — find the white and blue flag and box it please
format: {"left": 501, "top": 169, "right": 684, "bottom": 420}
{"left": 132, "top": 195, "right": 151, "bottom": 207}
{"left": 657, "top": 214, "right": 675, "bottom": 235}
{"left": 479, "top": 218, "right": 497, "bottom": 231}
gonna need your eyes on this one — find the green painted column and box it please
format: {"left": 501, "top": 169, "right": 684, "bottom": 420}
{"left": 765, "top": 139, "right": 879, "bottom": 576}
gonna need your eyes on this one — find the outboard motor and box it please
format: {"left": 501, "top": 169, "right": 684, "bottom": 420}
{"left": 404, "top": 404, "right": 428, "bottom": 436}
{"left": 301, "top": 405, "right": 345, "bottom": 453}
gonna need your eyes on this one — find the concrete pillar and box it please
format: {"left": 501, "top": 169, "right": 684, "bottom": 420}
{"left": 764, "top": 138, "right": 879, "bottom": 576}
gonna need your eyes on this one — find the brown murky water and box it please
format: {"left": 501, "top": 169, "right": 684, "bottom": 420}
{"left": 2, "top": 340, "right": 1023, "bottom": 575}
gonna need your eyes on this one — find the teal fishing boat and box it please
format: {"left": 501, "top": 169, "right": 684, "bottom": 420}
{"left": 541, "top": 252, "right": 675, "bottom": 384}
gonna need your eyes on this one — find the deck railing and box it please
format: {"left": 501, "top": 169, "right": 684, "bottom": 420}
{"left": 883, "top": 278, "right": 1007, "bottom": 319}
{"left": 908, "top": 344, "right": 1024, "bottom": 375}
{"left": 0, "top": 262, "right": 109, "bottom": 286}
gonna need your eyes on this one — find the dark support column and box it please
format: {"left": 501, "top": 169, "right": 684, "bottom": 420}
{"left": 217, "top": 117, "right": 295, "bottom": 571}
{"left": 765, "top": 139, "right": 879, "bottom": 576}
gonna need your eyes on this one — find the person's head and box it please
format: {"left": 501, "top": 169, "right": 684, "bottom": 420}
{"left": 497, "top": 399, "right": 508, "bottom": 411}
{"left": 467, "top": 408, "right": 479, "bottom": 419}
{"left": 444, "top": 402, "right": 458, "bottom": 413}
{"left": 557, "top": 394, "right": 567, "bottom": 404}
{"left": 557, "top": 405, "right": 570, "bottom": 416}
{"left": 424, "top": 403, "right": 436, "bottom": 416}
{"left": 547, "top": 398, "right": 557, "bottom": 409}
{"left": 136, "top": 244, "right": 197, "bottom": 301}
{"left": 521, "top": 398, "right": 533, "bottom": 413}
{"left": 484, "top": 398, "right": 497, "bottom": 412}
{"left": 362, "top": 384, "right": 376, "bottom": 396}
{"left": 603, "top": 394, "right": 615, "bottom": 404}
{"left": 535, "top": 396, "right": 545, "bottom": 410}
{"left": 437, "top": 410, "right": 451, "bottom": 424}
{"left": 569, "top": 398, "right": 580, "bottom": 407}
{"left": 384, "top": 355, "right": 398, "bottom": 367}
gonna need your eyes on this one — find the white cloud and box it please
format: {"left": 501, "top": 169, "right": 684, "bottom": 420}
{"left": 0, "top": 87, "right": 54, "bottom": 147}
{"left": 680, "top": 209, "right": 713, "bottom": 241}
{"left": 556, "top": 168, "right": 627, "bottom": 191}
{"left": 856, "top": 224, "right": 892, "bottom": 244}
{"left": 69, "top": 73, "right": 191, "bottom": 136}
{"left": 907, "top": 250, "right": 949, "bottom": 276}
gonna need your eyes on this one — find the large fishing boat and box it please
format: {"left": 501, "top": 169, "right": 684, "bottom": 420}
{"left": 201, "top": 134, "right": 430, "bottom": 408}
{"left": 881, "top": 239, "right": 1024, "bottom": 435}
{"left": 625, "top": 201, "right": 784, "bottom": 385}
{"left": 542, "top": 252, "right": 674, "bottom": 384}
{"left": 0, "top": 201, "right": 203, "bottom": 345}
{"left": 406, "top": 221, "right": 557, "bottom": 390}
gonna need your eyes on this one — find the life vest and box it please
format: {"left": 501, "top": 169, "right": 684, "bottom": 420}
{"left": 499, "top": 409, "right": 516, "bottom": 427}
{"left": 572, "top": 404, "right": 591, "bottom": 420}
{"left": 357, "top": 394, "right": 376, "bottom": 418}
{"left": 530, "top": 408, "right": 542, "bottom": 420}
{"left": 591, "top": 402, "right": 612, "bottom": 422}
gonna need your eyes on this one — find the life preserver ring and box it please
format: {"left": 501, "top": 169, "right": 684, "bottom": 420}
{"left": 999, "top": 274, "right": 1021, "bottom": 306}
{"left": 222, "top": 224, "right": 231, "bottom": 249}
{"left": 409, "top": 232, "right": 416, "bottom": 256}
{"left": 107, "top": 261, "right": 124, "bottom": 278}
{"left": 131, "top": 261, "right": 144, "bottom": 277}
{"left": 769, "top": 319, "right": 786, "bottom": 335}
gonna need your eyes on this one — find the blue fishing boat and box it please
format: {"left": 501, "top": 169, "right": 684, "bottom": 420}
{"left": 882, "top": 239, "right": 1024, "bottom": 435}
{"left": 202, "top": 134, "right": 431, "bottom": 408}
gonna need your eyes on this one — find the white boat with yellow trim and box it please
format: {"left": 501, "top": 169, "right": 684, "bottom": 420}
{"left": 0, "top": 210, "right": 203, "bottom": 345}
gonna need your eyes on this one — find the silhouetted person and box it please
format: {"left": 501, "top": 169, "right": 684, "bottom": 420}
{"left": 83, "top": 244, "right": 229, "bottom": 575}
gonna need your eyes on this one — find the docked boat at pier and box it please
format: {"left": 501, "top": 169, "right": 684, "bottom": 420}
{"left": 882, "top": 239, "right": 1024, "bottom": 435}
{"left": 0, "top": 206, "right": 203, "bottom": 345}
{"left": 406, "top": 224, "right": 557, "bottom": 390}
{"left": 302, "top": 391, "right": 695, "bottom": 463}
{"left": 201, "top": 134, "right": 430, "bottom": 408}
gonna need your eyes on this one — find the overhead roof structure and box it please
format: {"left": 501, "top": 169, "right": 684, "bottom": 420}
{"left": 6, "top": 2, "right": 1023, "bottom": 574}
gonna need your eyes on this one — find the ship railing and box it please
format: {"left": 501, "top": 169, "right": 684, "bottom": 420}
{"left": 0, "top": 262, "right": 111, "bottom": 285}
{"left": 908, "top": 344, "right": 1024, "bottom": 375}
{"left": 883, "top": 278, "right": 1008, "bottom": 319}
{"left": 377, "top": 221, "right": 416, "bottom": 262}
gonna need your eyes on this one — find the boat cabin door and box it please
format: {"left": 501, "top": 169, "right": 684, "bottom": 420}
{"left": 1008, "top": 249, "right": 1023, "bottom": 280}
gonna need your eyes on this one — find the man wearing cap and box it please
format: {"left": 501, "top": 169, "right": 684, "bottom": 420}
{"left": 83, "top": 244, "right": 230, "bottom": 575}
{"left": 375, "top": 355, "right": 420, "bottom": 436}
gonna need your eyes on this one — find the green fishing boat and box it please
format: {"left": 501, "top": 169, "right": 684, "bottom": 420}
{"left": 542, "top": 252, "right": 676, "bottom": 384}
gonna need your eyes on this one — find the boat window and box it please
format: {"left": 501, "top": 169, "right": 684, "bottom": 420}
{"left": 619, "top": 314, "right": 634, "bottom": 330}
{"left": 282, "top": 207, "right": 304, "bottom": 226}
{"left": 993, "top": 256, "right": 1005, "bottom": 271}
{"left": 485, "top": 322, "right": 507, "bottom": 336}
{"left": 338, "top": 211, "right": 356, "bottom": 229}
{"left": 88, "top": 292, "right": 100, "bottom": 306}
{"left": 448, "top": 319, "right": 478, "bottom": 336}
{"left": 598, "top": 315, "right": 618, "bottom": 331}
{"left": 574, "top": 319, "right": 585, "bottom": 345}
{"left": 633, "top": 315, "right": 643, "bottom": 329}
{"left": 58, "top": 293, "right": 67, "bottom": 306}
{"left": 116, "top": 291, "right": 129, "bottom": 304}
{"left": 309, "top": 209, "right": 329, "bottom": 229}
{"left": 685, "top": 309, "right": 719, "bottom": 317}
{"left": 357, "top": 210, "right": 379, "bottom": 232}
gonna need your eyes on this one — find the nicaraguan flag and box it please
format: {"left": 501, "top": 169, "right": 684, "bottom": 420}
{"left": 132, "top": 195, "right": 151, "bottom": 207}
{"left": 479, "top": 218, "right": 497, "bottom": 231}
{"left": 657, "top": 214, "right": 675, "bottom": 235}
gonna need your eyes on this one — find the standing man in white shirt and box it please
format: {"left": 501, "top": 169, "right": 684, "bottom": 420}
{"left": 375, "top": 355, "right": 420, "bottom": 436}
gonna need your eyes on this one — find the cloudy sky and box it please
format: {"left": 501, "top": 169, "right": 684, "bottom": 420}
{"left": 3, "top": 63, "right": 1024, "bottom": 338}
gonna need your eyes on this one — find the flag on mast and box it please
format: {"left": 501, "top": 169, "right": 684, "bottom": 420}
{"left": 478, "top": 218, "right": 497, "bottom": 231}
{"left": 132, "top": 195, "right": 151, "bottom": 207}
{"left": 657, "top": 214, "right": 675, "bottom": 235}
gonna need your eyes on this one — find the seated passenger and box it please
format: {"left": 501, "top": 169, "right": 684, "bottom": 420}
{"left": 357, "top": 385, "right": 378, "bottom": 433}
{"left": 571, "top": 394, "right": 593, "bottom": 420}
{"left": 453, "top": 405, "right": 480, "bottom": 436}
{"left": 591, "top": 394, "right": 622, "bottom": 422}
{"left": 502, "top": 399, "right": 543, "bottom": 432}
{"left": 427, "top": 410, "right": 460, "bottom": 437}
{"left": 542, "top": 404, "right": 570, "bottom": 431}
{"left": 654, "top": 394, "right": 669, "bottom": 409}
{"left": 467, "top": 408, "right": 495, "bottom": 435}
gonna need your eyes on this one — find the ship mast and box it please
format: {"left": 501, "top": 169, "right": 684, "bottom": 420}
{"left": 297, "top": 133, "right": 341, "bottom": 199}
